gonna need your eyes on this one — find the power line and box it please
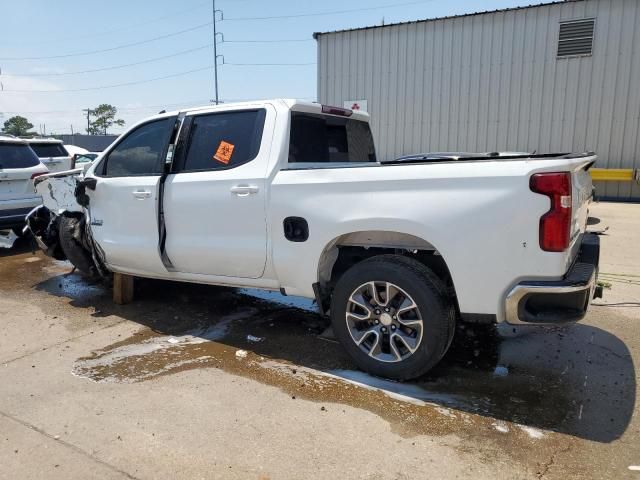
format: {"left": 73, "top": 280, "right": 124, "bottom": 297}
{"left": 2, "top": 96, "right": 316, "bottom": 116}
{"left": 1, "top": 45, "right": 212, "bottom": 77}
{"left": 224, "top": 62, "right": 316, "bottom": 66}
{"left": 223, "top": 0, "right": 436, "bottom": 21}
{"left": 0, "top": 60, "right": 315, "bottom": 93}
{"left": 224, "top": 38, "right": 313, "bottom": 43}
{"left": 2, "top": 100, "right": 213, "bottom": 115}
{"left": 1, "top": 65, "right": 215, "bottom": 93}
{"left": 0, "top": 22, "right": 212, "bottom": 61}
{"left": 8, "top": 1, "right": 210, "bottom": 47}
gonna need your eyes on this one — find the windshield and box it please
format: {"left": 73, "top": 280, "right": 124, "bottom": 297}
{"left": 0, "top": 143, "right": 41, "bottom": 169}
{"left": 30, "top": 143, "right": 69, "bottom": 158}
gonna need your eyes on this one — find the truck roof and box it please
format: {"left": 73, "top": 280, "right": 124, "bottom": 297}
{"left": 162, "top": 98, "right": 371, "bottom": 122}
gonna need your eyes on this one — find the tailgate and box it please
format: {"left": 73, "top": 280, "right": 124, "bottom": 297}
{"left": 570, "top": 157, "right": 595, "bottom": 243}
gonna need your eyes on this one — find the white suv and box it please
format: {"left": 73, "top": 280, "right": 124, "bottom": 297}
{"left": 0, "top": 136, "right": 48, "bottom": 234}
{"left": 25, "top": 138, "right": 72, "bottom": 173}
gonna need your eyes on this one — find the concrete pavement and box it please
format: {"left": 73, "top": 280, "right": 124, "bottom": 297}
{"left": 0, "top": 201, "right": 638, "bottom": 479}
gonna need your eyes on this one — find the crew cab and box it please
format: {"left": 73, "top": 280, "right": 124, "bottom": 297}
{"left": 26, "top": 138, "right": 72, "bottom": 173}
{"left": 25, "top": 99, "right": 601, "bottom": 380}
{"left": 0, "top": 135, "right": 48, "bottom": 235}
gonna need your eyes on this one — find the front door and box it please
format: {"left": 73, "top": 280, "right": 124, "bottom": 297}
{"left": 163, "top": 107, "right": 271, "bottom": 278}
{"left": 86, "top": 117, "right": 175, "bottom": 275}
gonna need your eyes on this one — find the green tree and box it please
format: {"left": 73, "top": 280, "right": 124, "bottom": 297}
{"left": 87, "top": 104, "right": 125, "bottom": 135}
{"left": 2, "top": 115, "right": 35, "bottom": 136}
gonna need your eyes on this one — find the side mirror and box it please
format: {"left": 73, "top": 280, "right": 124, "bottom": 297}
{"left": 74, "top": 177, "right": 97, "bottom": 208}
{"left": 77, "top": 177, "right": 97, "bottom": 190}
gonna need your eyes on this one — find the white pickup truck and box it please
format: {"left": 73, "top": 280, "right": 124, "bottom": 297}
{"left": 26, "top": 99, "right": 601, "bottom": 380}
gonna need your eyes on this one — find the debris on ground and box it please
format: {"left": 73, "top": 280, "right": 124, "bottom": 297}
{"left": 0, "top": 230, "right": 18, "bottom": 249}
{"left": 492, "top": 421, "right": 509, "bottom": 433}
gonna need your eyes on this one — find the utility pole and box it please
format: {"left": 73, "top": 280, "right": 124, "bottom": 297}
{"left": 82, "top": 108, "right": 91, "bottom": 134}
{"left": 212, "top": 0, "right": 221, "bottom": 104}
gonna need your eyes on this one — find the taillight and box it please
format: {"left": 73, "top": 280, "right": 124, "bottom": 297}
{"left": 321, "top": 105, "right": 353, "bottom": 117}
{"left": 530, "top": 172, "right": 572, "bottom": 252}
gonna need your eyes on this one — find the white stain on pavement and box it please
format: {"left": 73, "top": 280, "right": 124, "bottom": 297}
{"left": 493, "top": 420, "right": 510, "bottom": 433}
{"left": 516, "top": 425, "right": 545, "bottom": 439}
{"left": 72, "top": 308, "right": 257, "bottom": 382}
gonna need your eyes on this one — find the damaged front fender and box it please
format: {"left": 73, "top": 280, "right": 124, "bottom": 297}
{"left": 34, "top": 169, "right": 85, "bottom": 214}
{"left": 26, "top": 170, "right": 109, "bottom": 278}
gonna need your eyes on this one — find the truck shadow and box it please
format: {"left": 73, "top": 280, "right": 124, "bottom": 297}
{"left": 35, "top": 273, "right": 635, "bottom": 444}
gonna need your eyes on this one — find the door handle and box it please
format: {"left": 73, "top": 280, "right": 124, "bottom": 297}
{"left": 230, "top": 185, "right": 259, "bottom": 196}
{"left": 132, "top": 189, "right": 152, "bottom": 199}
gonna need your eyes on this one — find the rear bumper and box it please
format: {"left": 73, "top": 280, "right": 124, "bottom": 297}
{"left": 505, "top": 233, "right": 600, "bottom": 325}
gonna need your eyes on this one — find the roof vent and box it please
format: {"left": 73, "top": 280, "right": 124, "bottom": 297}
{"left": 558, "top": 19, "right": 595, "bottom": 57}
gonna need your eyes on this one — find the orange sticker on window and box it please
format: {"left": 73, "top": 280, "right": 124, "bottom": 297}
{"left": 214, "top": 141, "right": 235, "bottom": 164}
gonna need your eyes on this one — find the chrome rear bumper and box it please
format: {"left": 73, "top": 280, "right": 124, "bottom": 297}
{"left": 505, "top": 234, "right": 600, "bottom": 325}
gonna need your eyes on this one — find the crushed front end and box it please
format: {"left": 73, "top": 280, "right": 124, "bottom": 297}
{"left": 25, "top": 170, "right": 108, "bottom": 278}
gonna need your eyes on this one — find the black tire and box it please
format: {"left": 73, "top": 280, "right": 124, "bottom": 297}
{"left": 11, "top": 227, "right": 24, "bottom": 237}
{"left": 58, "top": 215, "right": 98, "bottom": 278}
{"left": 330, "top": 254, "right": 455, "bottom": 380}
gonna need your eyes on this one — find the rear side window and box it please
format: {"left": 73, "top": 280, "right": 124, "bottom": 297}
{"left": 102, "top": 118, "right": 174, "bottom": 177}
{"left": 0, "top": 144, "right": 41, "bottom": 169}
{"left": 29, "top": 143, "right": 68, "bottom": 158}
{"left": 182, "top": 109, "right": 266, "bottom": 171}
{"left": 289, "top": 112, "right": 376, "bottom": 164}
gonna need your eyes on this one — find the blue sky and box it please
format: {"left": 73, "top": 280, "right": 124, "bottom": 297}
{"left": 0, "top": 0, "right": 537, "bottom": 135}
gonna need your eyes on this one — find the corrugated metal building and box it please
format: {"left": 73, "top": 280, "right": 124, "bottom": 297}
{"left": 315, "top": 0, "right": 640, "bottom": 200}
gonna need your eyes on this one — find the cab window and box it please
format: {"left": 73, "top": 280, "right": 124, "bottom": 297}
{"left": 101, "top": 118, "right": 174, "bottom": 177}
{"left": 288, "top": 112, "right": 376, "bottom": 165}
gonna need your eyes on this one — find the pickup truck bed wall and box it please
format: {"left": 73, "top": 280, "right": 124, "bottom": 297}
{"left": 270, "top": 155, "right": 594, "bottom": 319}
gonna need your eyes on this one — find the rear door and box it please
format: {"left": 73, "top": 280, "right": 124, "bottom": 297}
{"left": 86, "top": 117, "right": 176, "bottom": 275}
{"left": 163, "top": 107, "right": 273, "bottom": 278}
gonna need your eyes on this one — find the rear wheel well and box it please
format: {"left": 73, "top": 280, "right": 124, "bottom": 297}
{"left": 316, "top": 244, "right": 459, "bottom": 317}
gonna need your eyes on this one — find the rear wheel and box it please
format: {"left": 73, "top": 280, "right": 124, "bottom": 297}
{"left": 330, "top": 255, "right": 455, "bottom": 380}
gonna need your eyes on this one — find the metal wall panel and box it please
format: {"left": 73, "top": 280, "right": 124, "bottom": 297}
{"left": 316, "top": 0, "right": 640, "bottom": 199}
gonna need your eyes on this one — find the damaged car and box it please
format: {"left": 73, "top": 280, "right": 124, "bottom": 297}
{"left": 26, "top": 99, "right": 601, "bottom": 380}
